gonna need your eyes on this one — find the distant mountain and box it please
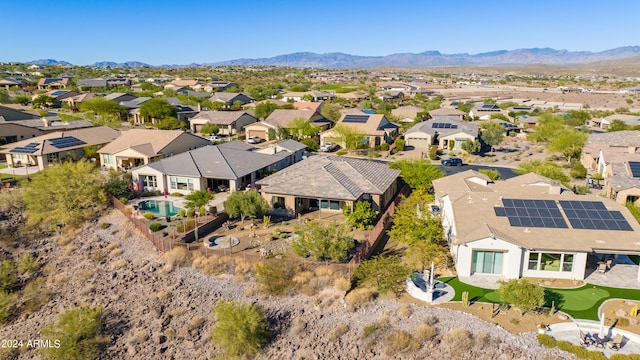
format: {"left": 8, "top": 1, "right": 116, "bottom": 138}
{"left": 92, "top": 61, "right": 151, "bottom": 68}
{"left": 28, "top": 59, "right": 72, "bottom": 66}
{"left": 209, "top": 46, "right": 640, "bottom": 68}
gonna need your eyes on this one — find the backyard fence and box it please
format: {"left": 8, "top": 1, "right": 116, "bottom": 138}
{"left": 109, "top": 194, "right": 170, "bottom": 254}
{"left": 348, "top": 185, "right": 410, "bottom": 277}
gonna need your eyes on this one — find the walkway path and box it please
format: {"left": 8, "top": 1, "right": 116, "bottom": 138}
{"left": 548, "top": 320, "right": 640, "bottom": 356}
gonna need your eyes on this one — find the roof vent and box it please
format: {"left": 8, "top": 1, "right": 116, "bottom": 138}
{"left": 595, "top": 240, "right": 606, "bottom": 244}
{"left": 524, "top": 228, "right": 531, "bottom": 233}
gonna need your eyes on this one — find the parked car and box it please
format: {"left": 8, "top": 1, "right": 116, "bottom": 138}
{"left": 206, "top": 135, "right": 221, "bottom": 142}
{"left": 441, "top": 157, "right": 463, "bottom": 166}
{"left": 320, "top": 142, "right": 337, "bottom": 152}
{"left": 247, "top": 136, "right": 262, "bottom": 144}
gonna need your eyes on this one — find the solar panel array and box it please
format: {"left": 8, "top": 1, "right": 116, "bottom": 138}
{"left": 10, "top": 142, "right": 39, "bottom": 154}
{"left": 431, "top": 122, "right": 458, "bottom": 129}
{"left": 494, "top": 199, "right": 568, "bottom": 229}
{"left": 501, "top": 122, "right": 518, "bottom": 129}
{"left": 481, "top": 104, "right": 498, "bottom": 109}
{"left": 342, "top": 115, "right": 369, "bottom": 123}
{"left": 559, "top": 200, "right": 633, "bottom": 231}
{"left": 629, "top": 161, "right": 640, "bottom": 178}
{"left": 49, "top": 136, "right": 86, "bottom": 149}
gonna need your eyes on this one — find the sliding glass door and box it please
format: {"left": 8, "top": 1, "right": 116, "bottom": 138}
{"left": 472, "top": 250, "right": 504, "bottom": 274}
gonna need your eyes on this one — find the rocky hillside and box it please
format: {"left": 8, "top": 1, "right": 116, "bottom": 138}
{"left": 0, "top": 209, "right": 572, "bottom": 359}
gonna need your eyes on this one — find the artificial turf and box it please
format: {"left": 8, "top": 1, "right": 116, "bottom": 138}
{"left": 437, "top": 276, "right": 640, "bottom": 321}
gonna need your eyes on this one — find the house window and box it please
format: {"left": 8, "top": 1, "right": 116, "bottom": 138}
{"left": 102, "top": 154, "right": 113, "bottom": 165}
{"left": 169, "top": 176, "right": 193, "bottom": 190}
{"left": 142, "top": 175, "right": 157, "bottom": 188}
{"left": 472, "top": 250, "right": 503, "bottom": 274}
{"left": 272, "top": 196, "right": 285, "bottom": 209}
{"left": 528, "top": 252, "right": 574, "bottom": 272}
{"left": 320, "top": 200, "right": 341, "bottom": 210}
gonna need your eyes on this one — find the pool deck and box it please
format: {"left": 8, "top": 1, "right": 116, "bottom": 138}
{"left": 133, "top": 193, "right": 230, "bottom": 216}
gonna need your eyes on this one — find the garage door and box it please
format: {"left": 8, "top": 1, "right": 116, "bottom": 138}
{"left": 247, "top": 129, "right": 266, "bottom": 140}
{"left": 405, "top": 137, "right": 431, "bottom": 149}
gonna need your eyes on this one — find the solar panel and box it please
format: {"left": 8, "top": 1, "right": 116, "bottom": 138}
{"left": 494, "top": 198, "right": 568, "bottom": 229}
{"left": 49, "top": 136, "right": 86, "bottom": 149}
{"left": 10, "top": 147, "right": 38, "bottom": 154}
{"left": 432, "top": 123, "right": 457, "bottom": 129}
{"left": 342, "top": 115, "right": 369, "bottom": 123}
{"left": 25, "top": 143, "right": 39, "bottom": 148}
{"left": 559, "top": 200, "right": 632, "bottom": 231}
{"left": 629, "top": 162, "right": 640, "bottom": 178}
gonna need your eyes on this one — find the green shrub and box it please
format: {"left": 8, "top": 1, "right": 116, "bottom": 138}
{"left": 186, "top": 209, "right": 196, "bottom": 218}
{"left": 496, "top": 279, "right": 544, "bottom": 313}
{"left": 336, "top": 150, "right": 347, "bottom": 156}
{"left": 211, "top": 300, "right": 271, "bottom": 357}
{"left": 41, "top": 306, "right": 105, "bottom": 360}
{"left": 176, "top": 220, "right": 195, "bottom": 233}
{"left": 98, "top": 222, "right": 111, "bottom": 230}
{"left": 570, "top": 163, "right": 587, "bottom": 179}
{"left": 0, "top": 261, "right": 17, "bottom": 293}
{"left": 348, "top": 201, "right": 378, "bottom": 230}
{"left": 428, "top": 145, "right": 439, "bottom": 160}
{"left": 536, "top": 333, "right": 557, "bottom": 348}
{"left": 380, "top": 143, "right": 389, "bottom": 151}
{"left": 178, "top": 209, "right": 186, "bottom": 217}
{"left": 394, "top": 139, "right": 405, "bottom": 152}
{"left": 118, "top": 197, "right": 128, "bottom": 205}
{"left": 254, "top": 260, "right": 297, "bottom": 295}
{"left": 301, "top": 138, "right": 319, "bottom": 152}
{"left": 199, "top": 206, "right": 206, "bottom": 216}
{"left": 143, "top": 212, "right": 155, "bottom": 220}
{"left": 18, "top": 254, "right": 38, "bottom": 275}
{"left": 149, "top": 223, "right": 164, "bottom": 232}
{"left": 171, "top": 192, "right": 183, "bottom": 197}
{"left": 155, "top": 190, "right": 162, "bottom": 196}
{"left": 361, "top": 322, "right": 383, "bottom": 339}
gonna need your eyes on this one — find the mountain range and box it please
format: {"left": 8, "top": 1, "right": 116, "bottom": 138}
{"left": 24, "top": 47, "right": 640, "bottom": 68}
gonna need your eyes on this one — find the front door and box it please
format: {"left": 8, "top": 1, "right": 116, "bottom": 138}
{"left": 472, "top": 250, "right": 504, "bottom": 274}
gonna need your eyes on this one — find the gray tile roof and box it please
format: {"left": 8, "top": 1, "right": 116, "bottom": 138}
{"left": 276, "top": 139, "right": 307, "bottom": 152}
{"left": 256, "top": 155, "right": 400, "bottom": 201}
{"left": 405, "top": 118, "right": 479, "bottom": 137}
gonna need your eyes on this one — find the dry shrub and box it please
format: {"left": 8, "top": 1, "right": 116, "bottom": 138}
{"left": 162, "top": 246, "right": 191, "bottom": 273}
{"left": 156, "top": 291, "right": 170, "bottom": 300}
{"left": 289, "top": 318, "right": 306, "bottom": 336}
{"left": 234, "top": 258, "right": 251, "bottom": 275}
{"left": 443, "top": 328, "right": 474, "bottom": 355}
{"left": 243, "top": 287, "right": 255, "bottom": 297}
{"left": 109, "top": 248, "right": 123, "bottom": 257}
{"left": 63, "top": 244, "right": 75, "bottom": 255}
{"left": 399, "top": 304, "right": 412, "bottom": 318}
{"left": 474, "top": 331, "right": 491, "bottom": 350}
{"left": 49, "top": 272, "right": 69, "bottom": 285}
{"left": 415, "top": 324, "right": 437, "bottom": 342}
{"left": 334, "top": 276, "right": 351, "bottom": 292}
{"left": 192, "top": 253, "right": 226, "bottom": 275}
{"left": 57, "top": 227, "right": 80, "bottom": 246}
{"left": 20, "top": 278, "right": 50, "bottom": 312}
{"left": 345, "top": 287, "right": 377, "bottom": 309}
{"left": 293, "top": 271, "right": 314, "bottom": 285}
{"left": 77, "top": 269, "right": 95, "bottom": 281}
{"left": 188, "top": 317, "right": 205, "bottom": 330}
{"left": 91, "top": 249, "right": 107, "bottom": 263}
{"left": 110, "top": 259, "right": 127, "bottom": 270}
{"left": 423, "top": 314, "right": 439, "bottom": 326}
{"left": 164, "top": 328, "right": 176, "bottom": 339}
{"left": 315, "top": 266, "right": 334, "bottom": 277}
{"left": 328, "top": 323, "right": 349, "bottom": 341}
{"left": 106, "top": 242, "right": 120, "bottom": 250}
{"left": 361, "top": 321, "right": 384, "bottom": 339}
{"left": 384, "top": 330, "right": 421, "bottom": 356}
{"left": 377, "top": 314, "right": 389, "bottom": 327}
{"left": 127, "top": 331, "right": 148, "bottom": 345}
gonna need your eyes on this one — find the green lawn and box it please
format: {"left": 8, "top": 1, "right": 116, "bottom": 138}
{"left": 0, "top": 163, "right": 7, "bottom": 170}
{"left": 438, "top": 277, "right": 640, "bottom": 320}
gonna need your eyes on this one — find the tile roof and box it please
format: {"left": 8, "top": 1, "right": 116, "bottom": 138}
{"left": 333, "top": 113, "right": 399, "bottom": 136}
{"left": 97, "top": 129, "right": 191, "bottom": 156}
{"left": 189, "top": 110, "right": 256, "bottom": 125}
{"left": 264, "top": 109, "right": 326, "bottom": 128}
{"left": 405, "top": 118, "right": 479, "bottom": 137}
{"left": 0, "top": 126, "right": 119, "bottom": 156}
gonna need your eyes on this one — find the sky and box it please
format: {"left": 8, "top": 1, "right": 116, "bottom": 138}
{"left": 3, "top": 0, "right": 640, "bottom": 66}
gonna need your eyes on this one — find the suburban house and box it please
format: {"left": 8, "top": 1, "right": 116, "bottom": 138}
{"left": 209, "top": 92, "right": 254, "bottom": 107}
{"left": 98, "top": 129, "right": 210, "bottom": 170}
{"left": 0, "top": 77, "right": 28, "bottom": 90}
{"left": 592, "top": 114, "right": 640, "bottom": 129}
{"left": 245, "top": 109, "right": 331, "bottom": 141}
{"left": 77, "top": 78, "right": 131, "bottom": 90}
{"left": 281, "top": 90, "right": 335, "bottom": 102}
{"left": 581, "top": 131, "right": 640, "bottom": 205}
{"left": 37, "top": 77, "right": 73, "bottom": 90}
{"left": 105, "top": 93, "right": 137, "bottom": 103}
{"left": 391, "top": 105, "right": 425, "bottom": 121}
{"left": 292, "top": 101, "right": 323, "bottom": 112}
{"left": 320, "top": 113, "right": 399, "bottom": 148}
{"left": 189, "top": 110, "right": 258, "bottom": 135}
{"left": 432, "top": 170, "right": 640, "bottom": 281}
{"left": 201, "top": 81, "right": 239, "bottom": 92}
{"left": 120, "top": 97, "right": 151, "bottom": 124}
{"left": 256, "top": 155, "right": 400, "bottom": 216}
{"left": 131, "top": 140, "right": 306, "bottom": 195}
{"left": 60, "top": 93, "right": 98, "bottom": 109}
{"left": 165, "top": 98, "right": 199, "bottom": 122}
{"left": 404, "top": 117, "right": 479, "bottom": 150}
{"left": 469, "top": 103, "right": 502, "bottom": 119}
{"left": 0, "top": 126, "right": 119, "bottom": 170}
{"left": 165, "top": 79, "right": 199, "bottom": 89}
{"left": 427, "top": 108, "right": 466, "bottom": 120}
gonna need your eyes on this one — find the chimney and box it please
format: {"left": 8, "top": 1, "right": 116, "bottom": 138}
{"left": 197, "top": 103, "right": 202, "bottom": 112}
{"left": 41, "top": 117, "right": 50, "bottom": 127}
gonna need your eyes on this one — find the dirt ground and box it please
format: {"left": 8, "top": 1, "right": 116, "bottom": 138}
{"left": 601, "top": 299, "right": 640, "bottom": 335}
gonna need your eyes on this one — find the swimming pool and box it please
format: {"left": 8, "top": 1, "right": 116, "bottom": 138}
{"left": 138, "top": 200, "right": 180, "bottom": 217}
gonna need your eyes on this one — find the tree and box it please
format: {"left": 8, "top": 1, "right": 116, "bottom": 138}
{"left": 223, "top": 190, "right": 269, "bottom": 222}
{"left": 570, "top": 163, "right": 587, "bottom": 179}
{"left": 387, "top": 190, "right": 444, "bottom": 245}
{"left": 254, "top": 102, "right": 279, "bottom": 120}
{"left": 0, "top": 90, "right": 10, "bottom": 104}
{"left": 497, "top": 279, "right": 545, "bottom": 314}
{"left": 0, "top": 261, "right": 17, "bottom": 293}
{"left": 547, "top": 129, "right": 588, "bottom": 162}
{"left": 292, "top": 220, "right": 354, "bottom": 262}
{"left": 478, "top": 168, "right": 502, "bottom": 181}
{"left": 155, "top": 117, "right": 185, "bottom": 130}
{"left": 480, "top": 120, "right": 505, "bottom": 152}
{"left": 404, "top": 242, "right": 450, "bottom": 272}
{"left": 22, "top": 160, "right": 107, "bottom": 230}
{"left": 528, "top": 113, "right": 564, "bottom": 143}
{"left": 352, "top": 255, "right": 411, "bottom": 295}
{"left": 461, "top": 139, "right": 481, "bottom": 154}
{"left": 184, "top": 190, "right": 214, "bottom": 210}
{"left": 515, "top": 160, "right": 570, "bottom": 184}
{"left": 320, "top": 103, "right": 341, "bottom": 122}
{"left": 607, "top": 120, "right": 628, "bottom": 132}
{"left": 32, "top": 95, "right": 57, "bottom": 109}
{"left": 389, "top": 159, "right": 445, "bottom": 192}
{"left": 211, "top": 300, "right": 271, "bottom": 357}
{"left": 301, "top": 94, "right": 314, "bottom": 102}
{"left": 347, "top": 201, "right": 378, "bottom": 229}
{"left": 254, "top": 260, "right": 297, "bottom": 295}
{"left": 41, "top": 306, "right": 105, "bottom": 360}
{"left": 288, "top": 117, "right": 320, "bottom": 140}
{"left": 13, "top": 94, "right": 31, "bottom": 105}
{"left": 139, "top": 98, "right": 176, "bottom": 122}
{"left": 201, "top": 123, "right": 220, "bottom": 136}
{"left": 328, "top": 124, "right": 366, "bottom": 151}
{"left": 79, "top": 97, "right": 126, "bottom": 117}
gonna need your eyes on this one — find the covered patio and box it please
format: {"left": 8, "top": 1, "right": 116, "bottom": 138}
{"left": 585, "top": 254, "right": 640, "bottom": 290}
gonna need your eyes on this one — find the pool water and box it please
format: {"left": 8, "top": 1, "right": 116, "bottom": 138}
{"left": 139, "top": 200, "right": 180, "bottom": 217}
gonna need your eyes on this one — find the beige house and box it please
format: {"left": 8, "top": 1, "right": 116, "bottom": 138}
{"left": 257, "top": 155, "right": 400, "bottom": 216}
{"left": 428, "top": 108, "right": 466, "bottom": 120}
{"left": 404, "top": 117, "right": 479, "bottom": 150}
{"left": 391, "top": 105, "right": 424, "bottom": 120}
{"left": 97, "top": 129, "right": 210, "bottom": 170}
{"left": 0, "top": 126, "right": 119, "bottom": 170}
{"left": 189, "top": 110, "right": 258, "bottom": 136}
{"left": 320, "top": 113, "right": 399, "bottom": 148}
{"left": 245, "top": 109, "right": 331, "bottom": 141}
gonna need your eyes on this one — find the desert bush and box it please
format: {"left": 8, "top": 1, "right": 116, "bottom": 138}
{"left": 0, "top": 261, "right": 17, "bottom": 292}
{"left": 415, "top": 324, "right": 437, "bottom": 342}
{"left": 384, "top": 330, "right": 420, "bottom": 356}
{"left": 334, "top": 276, "right": 351, "bottom": 292}
{"left": 109, "top": 260, "right": 127, "bottom": 270}
{"left": 536, "top": 333, "right": 557, "bottom": 348}
{"left": 211, "top": 300, "right": 271, "bottom": 357}
{"left": 616, "top": 317, "right": 630, "bottom": 327}
{"left": 361, "top": 321, "right": 384, "bottom": 339}
{"left": 18, "top": 253, "right": 38, "bottom": 275}
{"left": 20, "top": 278, "right": 50, "bottom": 312}
{"left": 192, "top": 253, "right": 227, "bottom": 275}
{"left": 109, "top": 248, "right": 123, "bottom": 257}
{"left": 571, "top": 163, "right": 587, "bottom": 179}
{"left": 423, "top": 314, "right": 439, "bottom": 325}
{"left": 148, "top": 223, "right": 164, "bottom": 232}
{"left": 399, "top": 304, "right": 412, "bottom": 318}
{"left": 443, "top": 328, "right": 474, "bottom": 355}
{"left": 176, "top": 220, "right": 195, "bottom": 233}
{"left": 292, "top": 220, "right": 354, "bottom": 262}
{"left": 163, "top": 246, "right": 191, "bottom": 271}
{"left": 345, "top": 287, "right": 377, "bottom": 309}
{"left": 91, "top": 249, "right": 107, "bottom": 263}
{"left": 254, "top": 261, "right": 297, "bottom": 295}
{"left": 352, "top": 255, "right": 411, "bottom": 295}
{"left": 188, "top": 316, "right": 205, "bottom": 330}
{"left": 328, "top": 323, "right": 349, "bottom": 341}
{"left": 143, "top": 212, "right": 155, "bottom": 220}
{"left": 106, "top": 242, "right": 120, "bottom": 250}
{"left": 99, "top": 222, "right": 111, "bottom": 229}
{"left": 41, "top": 306, "right": 107, "bottom": 360}
{"left": 0, "top": 291, "right": 13, "bottom": 324}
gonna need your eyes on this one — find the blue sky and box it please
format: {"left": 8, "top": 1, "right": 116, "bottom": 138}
{"left": 4, "top": 0, "right": 639, "bottom": 65}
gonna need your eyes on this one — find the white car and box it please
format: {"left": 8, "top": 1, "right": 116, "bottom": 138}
{"left": 247, "top": 136, "right": 262, "bottom": 144}
{"left": 206, "top": 135, "right": 221, "bottom": 142}
{"left": 320, "top": 143, "right": 337, "bottom": 152}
